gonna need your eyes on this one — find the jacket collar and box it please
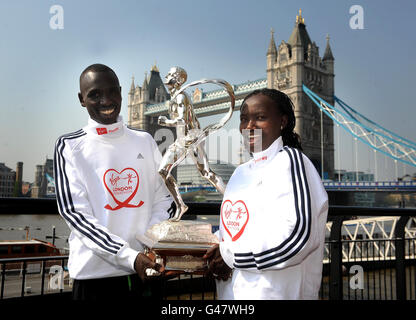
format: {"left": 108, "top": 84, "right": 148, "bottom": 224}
{"left": 250, "top": 136, "right": 283, "bottom": 168}
{"left": 85, "top": 116, "right": 124, "bottom": 138}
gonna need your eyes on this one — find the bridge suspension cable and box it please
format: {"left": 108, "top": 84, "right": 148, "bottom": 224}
{"left": 334, "top": 96, "right": 416, "bottom": 149}
{"left": 303, "top": 85, "right": 416, "bottom": 168}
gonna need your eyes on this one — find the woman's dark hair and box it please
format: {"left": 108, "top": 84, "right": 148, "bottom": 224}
{"left": 241, "top": 88, "right": 302, "bottom": 150}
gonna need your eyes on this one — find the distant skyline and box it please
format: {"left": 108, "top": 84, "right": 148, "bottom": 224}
{"left": 0, "top": 0, "right": 415, "bottom": 182}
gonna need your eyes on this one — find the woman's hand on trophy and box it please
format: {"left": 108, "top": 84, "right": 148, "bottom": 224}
{"left": 203, "top": 244, "right": 232, "bottom": 281}
{"left": 134, "top": 252, "right": 165, "bottom": 282}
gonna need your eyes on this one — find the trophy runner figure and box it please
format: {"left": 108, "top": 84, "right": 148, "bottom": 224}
{"left": 158, "top": 66, "right": 235, "bottom": 222}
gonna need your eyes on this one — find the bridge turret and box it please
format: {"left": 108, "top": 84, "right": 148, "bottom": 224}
{"left": 323, "top": 34, "right": 335, "bottom": 104}
{"left": 287, "top": 10, "right": 309, "bottom": 150}
{"left": 135, "top": 73, "right": 149, "bottom": 131}
{"left": 267, "top": 28, "right": 277, "bottom": 88}
{"left": 288, "top": 9, "right": 311, "bottom": 64}
{"left": 323, "top": 34, "right": 335, "bottom": 73}
{"left": 128, "top": 76, "right": 135, "bottom": 126}
{"left": 141, "top": 72, "right": 149, "bottom": 99}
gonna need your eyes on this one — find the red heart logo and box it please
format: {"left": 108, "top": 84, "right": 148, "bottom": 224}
{"left": 221, "top": 200, "right": 249, "bottom": 241}
{"left": 103, "top": 168, "right": 144, "bottom": 211}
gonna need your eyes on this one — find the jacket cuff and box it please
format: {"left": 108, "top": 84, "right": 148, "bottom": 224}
{"left": 219, "top": 241, "right": 235, "bottom": 269}
{"left": 116, "top": 245, "right": 140, "bottom": 272}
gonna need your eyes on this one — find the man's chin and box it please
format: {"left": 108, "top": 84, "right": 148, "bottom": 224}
{"left": 93, "top": 115, "right": 119, "bottom": 125}
{"left": 101, "top": 119, "right": 117, "bottom": 125}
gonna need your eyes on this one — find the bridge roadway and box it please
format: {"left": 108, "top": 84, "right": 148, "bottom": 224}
{"left": 179, "top": 181, "right": 416, "bottom": 193}
{"left": 323, "top": 181, "right": 416, "bottom": 191}
{"left": 144, "top": 78, "right": 268, "bottom": 117}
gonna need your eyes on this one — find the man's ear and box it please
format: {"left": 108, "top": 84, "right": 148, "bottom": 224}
{"left": 78, "top": 92, "right": 85, "bottom": 107}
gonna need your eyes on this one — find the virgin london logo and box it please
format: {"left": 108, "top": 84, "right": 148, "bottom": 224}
{"left": 103, "top": 168, "right": 144, "bottom": 210}
{"left": 221, "top": 200, "right": 249, "bottom": 241}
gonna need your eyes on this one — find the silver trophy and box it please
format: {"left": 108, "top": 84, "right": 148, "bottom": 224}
{"left": 137, "top": 67, "right": 235, "bottom": 273}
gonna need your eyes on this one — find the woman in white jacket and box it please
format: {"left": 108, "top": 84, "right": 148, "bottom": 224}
{"left": 204, "top": 88, "right": 328, "bottom": 300}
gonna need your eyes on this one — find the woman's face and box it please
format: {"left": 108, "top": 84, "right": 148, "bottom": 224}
{"left": 239, "top": 94, "right": 288, "bottom": 153}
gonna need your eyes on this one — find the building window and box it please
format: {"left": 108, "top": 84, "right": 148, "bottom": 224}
{"left": 0, "top": 246, "right": 9, "bottom": 255}
{"left": 11, "top": 245, "right": 23, "bottom": 254}
{"left": 24, "top": 245, "right": 35, "bottom": 254}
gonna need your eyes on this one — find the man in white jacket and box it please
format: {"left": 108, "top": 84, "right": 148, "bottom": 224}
{"left": 54, "top": 64, "right": 174, "bottom": 300}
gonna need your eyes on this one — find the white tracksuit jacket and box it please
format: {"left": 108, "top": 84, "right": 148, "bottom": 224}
{"left": 217, "top": 136, "right": 328, "bottom": 299}
{"left": 54, "top": 116, "right": 173, "bottom": 280}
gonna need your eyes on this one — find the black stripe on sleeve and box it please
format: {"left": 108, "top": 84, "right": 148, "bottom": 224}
{"left": 54, "top": 130, "right": 124, "bottom": 254}
{"left": 253, "top": 147, "right": 303, "bottom": 259}
{"left": 233, "top": 147, "right": 311, "bottom": 270}
{"left": 256, "top": 148, "right": 311, "bottom": 270}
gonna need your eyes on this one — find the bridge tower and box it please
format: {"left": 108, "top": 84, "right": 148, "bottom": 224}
{"left": 127, "top": 64, "right": 170, "bottom": 136}
{"left": 267, "top": 9, "right": 335, "bottom": 178}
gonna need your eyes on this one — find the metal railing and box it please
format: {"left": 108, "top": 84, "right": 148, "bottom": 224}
{"left": 324, "top": 206, "right": 416, "bottom": 300}
{"left": 1, "top": 198, "right": 416, "bottom": 300}
{"left": 0, "top": 255, "right": 68, "bottom": 299}
{"left": 0, "top": 255, "right": 216, "bottom": 300}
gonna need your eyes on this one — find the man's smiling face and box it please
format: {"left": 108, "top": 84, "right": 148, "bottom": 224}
{"left": 78, "top": 70, "right": 122, "bottom": 125}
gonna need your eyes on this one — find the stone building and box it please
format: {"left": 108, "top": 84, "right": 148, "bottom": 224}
{"left": 0, "top": 162, "right": 26, "bottom": 197}
{"left": 127, "top": 64, "right": 170, "bottom": 136}
{"left": 266, "top": 9, "right": 335, "bottom": 178}
{"left": 31, "top": 158, "right": 54, "bottom": 198}
{"left": 0, "top": 163, "right": 16, "bottom": 197}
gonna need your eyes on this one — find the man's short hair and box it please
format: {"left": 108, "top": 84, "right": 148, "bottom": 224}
{"left": 79, "top": 64, "right": 118, "bottom": 84}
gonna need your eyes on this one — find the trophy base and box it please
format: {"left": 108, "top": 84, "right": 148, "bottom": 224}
{"left": 165, "top": 254, "right": 206, "bottom": 273}
{"left": 137, "top": 220, "right": 218, "bottom": 273}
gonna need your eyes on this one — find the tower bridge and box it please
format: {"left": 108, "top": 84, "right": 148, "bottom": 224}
{"left": 127, "top": 9, "right": 415, "bottom": 183}
{"left": 144, "top": 78, "right": 267, "bottom": 117}
{"left": 128, "top": 10, "right": 335, "bottom": 178}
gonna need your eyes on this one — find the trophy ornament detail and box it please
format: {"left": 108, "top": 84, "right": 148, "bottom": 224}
{"left": 137, "top": 67, "right": 234, "bottom": 273}
{"left": 158, "top": 66, "right": 235, "bottom": 222}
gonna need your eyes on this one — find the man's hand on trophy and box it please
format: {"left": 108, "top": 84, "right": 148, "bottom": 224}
{"left": 203, "top": 244, "right": 232, "bottom": 281}
{"left": 134, "top": 252, "right": 165, "bottom": 282}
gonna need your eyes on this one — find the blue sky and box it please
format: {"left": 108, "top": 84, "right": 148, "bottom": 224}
{"left": 0, "top": 0, "right": 415, "bottom": 182}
